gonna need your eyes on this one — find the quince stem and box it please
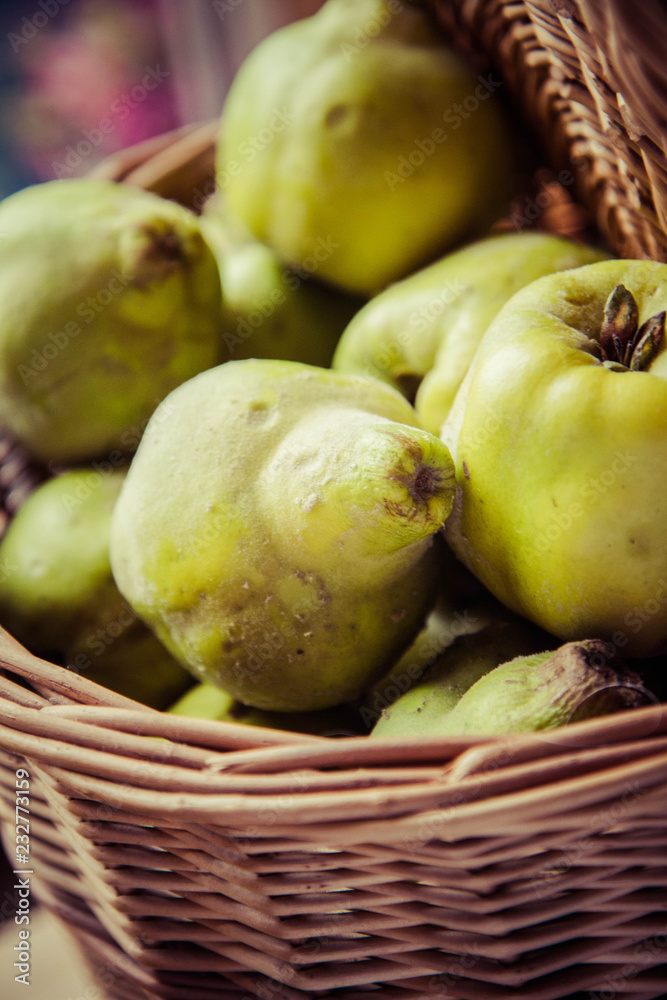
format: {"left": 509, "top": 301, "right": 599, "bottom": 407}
{"left": 599, "top": 283, "right": 665, "bottom": 372}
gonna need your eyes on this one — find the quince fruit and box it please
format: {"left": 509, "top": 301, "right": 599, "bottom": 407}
{"left": 218, "top": 0, "right": 513, "bottom": 295}
{"left": 200, "top": 203, "right": 364, "bottom": 366}
{"left": 333, "top": 232, "right": 609, "bottom": 432}
{"left": 0, "top": 469, "right": 191, "bottom": 708}
{"left": 110, "top": 359, "right": 457, "bottom": 711}
{"left": 0, "top": 179, "right": 221, "bottom": 463}
{"left": 444, "top": 259, "right": 667, "bottom": 657}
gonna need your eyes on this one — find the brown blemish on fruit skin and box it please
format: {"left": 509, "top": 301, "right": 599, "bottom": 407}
{"left": 325, "top": 104, "right": 348, "bottom": 128}
{"left": 293, "top": 568, "right": 332, "bottom": 606}
{"left": 385, "top": 429, "right": 425, "bottom": 465}
{"left": 381, "top": 429, "right": 451, "bottom": 521}
{"left": 408, "top": 464, "right": 443, "bottom": 503}
{"left": 132, "top": 224, "right": 188, "bottom": 285}
{"left": 385, "top": 461, "right": 450, "bottom": 523}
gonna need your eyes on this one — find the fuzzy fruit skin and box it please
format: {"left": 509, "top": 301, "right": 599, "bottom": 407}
{"left": 370, "top": 608, "right": 551, "bottom": 737}
{"left": 434, "top": 640, "right": 651, "bottom": 736}
{"left": 0, "top": 469, "right": 191, "bottom": 708}
{"left": 0, "top": 179, "right": 222, "bottom": 463}
{"left": 219, "top": 0, "right": 513, "bottom": 296}
{"left": 362, "top": 543, "right": 491, "bottom": 728}
{"left": 443, "top": 259, "right": 667, "bottom": 657}
{"left": 199, "top": 209, "right": 364, "bottom": 367}
{"left": 0, "top": 471, "right": 126, "bottom": 651}
{"left": 110, "top": 359, "right": 457, "bottom": 711}
{"left": 333, "top": 232, "right": 608, "bottom": 431}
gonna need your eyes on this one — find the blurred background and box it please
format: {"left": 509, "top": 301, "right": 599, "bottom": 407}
{"left": 0, "top": 0, "right": 323, "bottom": 198}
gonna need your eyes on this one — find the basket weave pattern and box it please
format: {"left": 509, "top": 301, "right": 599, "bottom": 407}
{"left": 433, "top": 0, "right": 667, "bottom": 260}
{"left": 1, "top": 2, "right": 667, "bottom": 998}
{"left": 1, "top": 643, "right": 666, "bottom": 998}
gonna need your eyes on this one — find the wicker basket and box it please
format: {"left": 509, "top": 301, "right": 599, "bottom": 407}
{"left": 1, "top": 2, "right": 667, "bottom": 998}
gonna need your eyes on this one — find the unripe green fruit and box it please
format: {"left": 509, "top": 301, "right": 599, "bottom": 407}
{"left": 110, "top": 359, "right": 457, "bottom": 711}
{"left": 168, "top": 681, "right": 365, "bottom": 736}
{"left": 0, "top": 471, "right": 126, "bottom": 652}
{"left": 219, "top": 0, "right": 513, "bottom": 295}
{"left": 371, "top": 610, "right": 550, "bottom": 737}
{"left": 444, "top": 259, "right": 667, "bottom": 656}
{"left": 435, "top": 640, "right": 653, "bottom": 736}
{"left": 200, "top": 207, "right": 364, "bottom": 367}
{"left": 66, "top": 617, "right": 193, "bottom": 711}
{"left": 0, "top": 179, "right": 222, "bottom": 463}
{"left": 0, "top": 469, "right": 191, "bottom": 708}
{"left": 333, "top": 232, "right": 609, "bottom": 432}
{"left": 362, "top": 543, "right": 491, "bottom": 728}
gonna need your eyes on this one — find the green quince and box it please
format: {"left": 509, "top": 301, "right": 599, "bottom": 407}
{"left": 333, "top": 232, "right": 609, "bottom": 433}
{"left": 0, "top": 470, "right": 126, "bottom": 651}
{"left": 370, "top": 607, "right": 551, "bottom": 737}
{"left": 199, "top": 204, "right": 364, "bottom": 367}
{"left": 362, "top": 542, "right": 492, "bottom": 728}
{"left": 428, "top": 640, "right": 652, "bottom": 737}
{"left": 444, "top": 259, "right": 667, "bottom": 657}
{"left": 110, "top": 359, "right": 457, "bottom": 711}
{"left": 66, "top": 616, "right": 193, "bottom": 710}
{"left": 218, "top": 0, "right": 513, "bottom": 295}
{"left": 0, "top": 469, "right": 191, "bottom": 707}
{"left": 168, "top": 682, "right": 365, "bottom": 737}
{"left": 0, "top": 179, "right": 222, "bottom": 463}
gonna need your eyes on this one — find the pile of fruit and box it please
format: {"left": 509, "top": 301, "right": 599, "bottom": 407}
{"left": 0, "top": 0, "right": 663, "bottom": 740}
